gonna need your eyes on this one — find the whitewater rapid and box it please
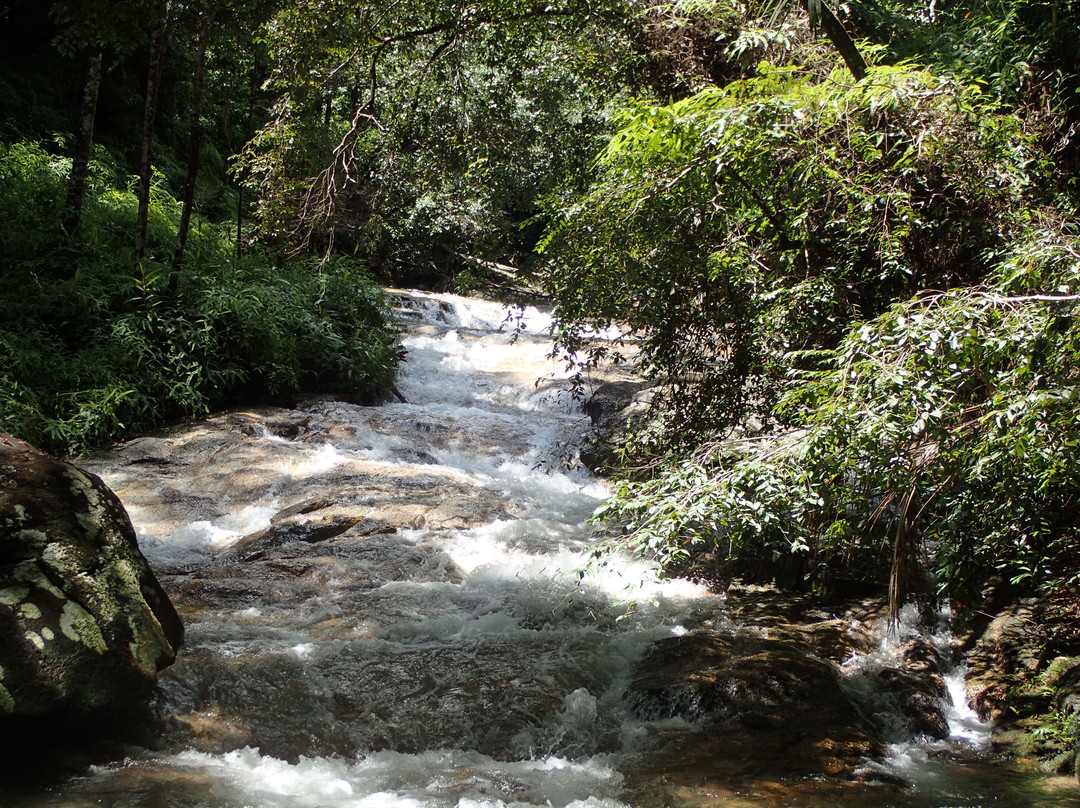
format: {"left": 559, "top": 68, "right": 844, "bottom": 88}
{"left": 8, "top": 290, "right": 1073, "bottom": 808}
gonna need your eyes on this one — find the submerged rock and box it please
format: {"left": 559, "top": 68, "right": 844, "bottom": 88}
{"left": 0, "top": 431, "right": 183, "bottom": 727}
{"left": 625, "top": 633, "right": 882, "bottom": 779}
{"left": 579, "top": 380, "right": 652, "bottom": 472}
{"left": 869, "top": 667, "right": 949, "bottom": 740}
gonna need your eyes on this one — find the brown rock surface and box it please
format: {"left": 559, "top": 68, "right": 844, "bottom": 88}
{"left": 624, "top": 632, "right": 882, "bottom": 780}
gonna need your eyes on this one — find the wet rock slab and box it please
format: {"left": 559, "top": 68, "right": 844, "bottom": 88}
{"left": 86, "top": 405, "right": 517, "bottom": 568}
{"left": 624, "top": 632, "right": 882, "bottom": 781}
{"left": 159, "top": 636, "right": 609, "bottom": 760}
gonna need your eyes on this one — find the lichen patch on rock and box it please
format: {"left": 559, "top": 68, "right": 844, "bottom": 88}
{"left": 0, "top": 429, "right": 183, "bottom": 722}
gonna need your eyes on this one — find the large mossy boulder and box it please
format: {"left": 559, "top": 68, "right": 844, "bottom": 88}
{"left": 0, "top": 431, "right": 183, "bottom": 727}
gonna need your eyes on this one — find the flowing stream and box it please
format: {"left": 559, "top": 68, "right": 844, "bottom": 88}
{"left": 6, "top": 291, "right": 1080, "bottom": 807}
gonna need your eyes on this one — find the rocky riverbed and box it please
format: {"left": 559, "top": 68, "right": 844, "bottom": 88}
{"left": 1, "top": 290, "right": 1077, "bottom": 807}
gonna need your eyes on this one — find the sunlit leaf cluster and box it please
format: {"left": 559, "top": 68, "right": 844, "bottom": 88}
{"left": 545, "top": 62, "right": 1039, "bottom": 444}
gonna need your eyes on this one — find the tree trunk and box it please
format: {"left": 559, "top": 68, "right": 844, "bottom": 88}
{"left": 175, "top": 13, "right": 208, "bottom": 268}
{"left": 237, "top": 51, "right": 259, "bottom": 254}
{"left": 64, "top": 49, "right": 103, "bottom": 233}
{"left": 808, "top": 0, "right": 867, "bottom": 82}
{"left": 135, "top": 0, "right": 170, "bottom": 262}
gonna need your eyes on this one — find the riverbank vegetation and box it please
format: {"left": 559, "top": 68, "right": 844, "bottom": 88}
{"left": 2, "top": 0, "right": 1079, "bottom": 615}
{"left": 0, "top": 141, "right": 397, "bottom": 454}
{"left": 542, "top": 1, "right": 1080, "bottom": 621}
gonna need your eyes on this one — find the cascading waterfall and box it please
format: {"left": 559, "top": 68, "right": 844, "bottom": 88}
{"left": 6, "top": 291, "right": 1078, "bottom": 808}
{"left": 845, "top": 605, "right": 994, "bottom": 787}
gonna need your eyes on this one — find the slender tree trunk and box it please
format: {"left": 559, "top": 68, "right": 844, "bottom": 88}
{"left": 135, "top": 0, "right": 170, "bottom": 262}
{"left": 237, "top": 51, "right": 258, "bottom": 254}
{"left": 222, "top": 75, "right": 235, "bottom": 155}
{"left": 808, "top": 0, "right": 867, "bottom": 82}
{"left": 64, "top": 49, "right": 103, "bottom": 233}
{"left": 175, "top": 13, "right": 208, "bottom": 268}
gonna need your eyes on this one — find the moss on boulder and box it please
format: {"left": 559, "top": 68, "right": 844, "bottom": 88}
{"left": 0, "top": 430, "right": 183, "bottom": 726}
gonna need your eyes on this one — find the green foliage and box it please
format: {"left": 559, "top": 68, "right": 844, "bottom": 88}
{"left": 1029, "top": 704, "right": 1080, "bottom": 750}
{"left": 591, "top": 222, "right": 1080, "bottom": 603}
{"left": 860, "top": 0, "right": 1080, "bottom": 107}
{"left": 631, "top": 0, "right": 750, "bottom": 95}
{"left": 4, "top": 0, "right": 1080, "bottom": 614}
{"left": 542, "top": 38, "right": 1080, "bottom": 605}
{"left": 544, "top": 63, "right": 1039, "bottom": 445}
{"left": 49, "top": 0, "right": 153, "bottom": 57}
{"left": 236, "top": 0, "right": 641, "bottom": 285}
{"left": 848, "top": 0, "right": 1080, "bottom": 184}
{"left": 804, "top": 245, "right": 1080, "bottom": 600}
{"left": 0, "top": 141, "right": 398, "bottom": 455}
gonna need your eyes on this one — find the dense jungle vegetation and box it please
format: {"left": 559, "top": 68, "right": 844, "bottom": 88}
{"left": 1, "top": 0, "right": 1079, "bottom": 618}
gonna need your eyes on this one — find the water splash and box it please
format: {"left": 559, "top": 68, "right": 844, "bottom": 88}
{"left": 77, "top": 747, "right": 629, "bottom": 808}
{"left": 942, "top": 666, "right": 991, "bottom": 748}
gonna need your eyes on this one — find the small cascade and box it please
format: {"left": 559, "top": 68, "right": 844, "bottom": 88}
{"left": 942, "top": 666, "right": 991, "bottom": 747}
{"left": 846, "top": 604, "right": 1002, "bottom": 802}
{"left": 840, "top": 604, "right": 989, "bottom": 744}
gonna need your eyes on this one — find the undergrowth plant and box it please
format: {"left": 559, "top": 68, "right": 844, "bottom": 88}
{"left": 0, "top": 141, "right": 399, "bottom": 455}
{"left": 592, "top": 222, "right": 1080, "bottom": 610}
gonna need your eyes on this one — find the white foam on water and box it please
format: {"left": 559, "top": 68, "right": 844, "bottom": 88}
{"left": 858, "top": 741, "right": 938, "bottom": 786}
{"left": 393, "top": 290, "right": 556, "bottom": 336}
{"left": 144, "top": 746, "right": 630, "bottom": 808}
{"left": 394, "top": 290, "right": 625, "bottom": 346}
{"left": 396, "top": 333, "right": 572, "bottom": 413}
{"left": 392, "top": 295, "right": 592, "bottom": 418}
{"left": 292, "top": 441, "right": 351, "bottom": 474}
{"left": 291, "top": 642, "right": 315, "bottom": 659}
{"left": 433, "top": 520, "right": 578, "bottom": 574}
{"left": 843, "top": 604, "right": 961, "bottom": 680}
{"left": 489, "top": 457, "right": 606, "bottom": 498}
{"left": 429, "top": 520, "right": 709, "bottom": 611}
{"left": 447, "top": 460, "right": 606, "bottom": 524}
{"left": 138, "top": 501, "right": 279, "bottom": 566}
{"left": 942, "top": 666, "right": 992, "bottom": 748}
{"left": 434, "top": 336, "right": 557, "bottom": 378}
{"left": 60, "top": 293, "right": 717, "bottom": 804}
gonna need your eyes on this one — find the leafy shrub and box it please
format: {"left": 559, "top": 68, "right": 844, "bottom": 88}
{"left": 861, "top": 0, "right": 1080, "bottom": 109}
{"left": 0, "top": 141, "right": 398, "bottom": 455}
{"left": 544, "top": 63, "right": 1042, "bottom": 448}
